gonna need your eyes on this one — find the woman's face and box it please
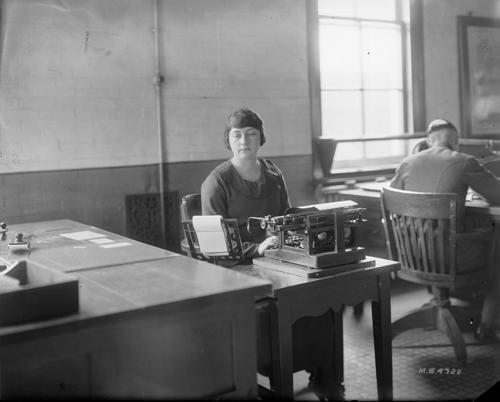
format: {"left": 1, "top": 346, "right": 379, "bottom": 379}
{"left": 228, "top": 126, "right": 261, "bottom": 160}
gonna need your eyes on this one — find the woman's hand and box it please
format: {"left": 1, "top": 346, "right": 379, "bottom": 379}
{"left": 257, "top": 235, "right": 279, "bottom": 256}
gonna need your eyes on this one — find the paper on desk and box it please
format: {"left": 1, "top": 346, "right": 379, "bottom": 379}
{"left": 192, "top": 215, "right": 228, "bottom": 256}
{"left": 60, "top": 231, "right": 106, "bottom": 241}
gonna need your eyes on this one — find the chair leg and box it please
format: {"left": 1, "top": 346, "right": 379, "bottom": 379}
{"left": 392, "top": 303, "right": 437, "bottom": 339}
{"left": 437, "top": 307, "right": 467, "bottom": 366}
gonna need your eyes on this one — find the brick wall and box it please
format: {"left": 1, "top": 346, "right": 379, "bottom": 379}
{"left": 0, "top": 0, "right": 315, "bottom": 230}
{"left": 0, "top": 0, "right": 311, "bottom": 174}
{"left": 0, "top": 0, "right": 158, "bottom": 172}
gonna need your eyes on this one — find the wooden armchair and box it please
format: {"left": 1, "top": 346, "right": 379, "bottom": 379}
{"left": 180, "top": 193, "right": 202, "bottom": 258}
{"left": 411, "top": 139, "right": 429, "bottom": 154}
{"left": 380, "top": 186, "right": 492, "bottom": 365}
{"left": 180, "top": 193, "right": 201, "bottom": 223}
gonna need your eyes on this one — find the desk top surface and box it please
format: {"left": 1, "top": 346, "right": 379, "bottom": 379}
{"left": 0, "top": 219, "right": 178, "bottom": 271}
{"left": 77, "top": 256, "right": 272, "bottom": 307}
{"left": 0, "top": 220, "right": 271, "bottom": 340}
{"left": 0, "top": 258, "right": 270, "bottom": 341}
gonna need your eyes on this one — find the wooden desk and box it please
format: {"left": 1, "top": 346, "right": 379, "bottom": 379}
{"left": 237, "top": 257, "right": 400, "bottom": 400}
{"left": 333, "top": 186, "right": 500, "bottom": 217}
{"left": 0, "top": 220, "right": 271, "bottom": 399}
{"left": 464, "top": 198, "right": 500, "bottom": 221}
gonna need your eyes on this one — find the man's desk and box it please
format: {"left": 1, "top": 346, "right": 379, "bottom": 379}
{"left": 328, "top": 185, "right": 500, "bottom": 257}
{"left": 238, "top": 257, "right": 400, "bottom": 400}
{"left": 464, "top": 198, "right": 500, "bottom": 221}
{"left": 0, "top": 220, "right": 271, "bottom": 399}
{"left": 329, "top": 184, "right": 500, "bottom": 220}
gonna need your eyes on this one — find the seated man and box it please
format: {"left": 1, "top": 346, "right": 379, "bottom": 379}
{"left": 390, "top": 118, "right": 500, "bottom": 340}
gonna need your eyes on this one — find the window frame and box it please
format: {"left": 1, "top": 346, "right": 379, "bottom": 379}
{"left": 307, "top": 0, "right": 426, "bottom": 181}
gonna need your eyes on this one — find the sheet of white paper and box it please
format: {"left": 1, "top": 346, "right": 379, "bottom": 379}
{"left": 60, "top": 231, "right": 107, "bottom": 241}
{"left": 299, "top": 200, "right": 357, "bottom": 211}
{"left": 100, "top": 242, "right": 133, "bottom": 249}
{"left": 90, "top": 237, "right": 114, "bottom": 244}
{"left": 192, "top": 215, "right": 228, "bottom": 256}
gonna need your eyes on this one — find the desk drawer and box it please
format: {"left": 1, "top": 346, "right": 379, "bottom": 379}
{"left": 1, "top": 354, "right": 91, "bottom": 399}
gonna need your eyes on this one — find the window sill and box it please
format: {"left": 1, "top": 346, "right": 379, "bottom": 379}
{"left": 321, "top": 165, "right": 396, "bottom": 185}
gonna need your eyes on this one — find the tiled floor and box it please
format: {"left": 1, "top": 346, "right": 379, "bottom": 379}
{"left": 260, "top": 278, "right": 500, "bottom": 400}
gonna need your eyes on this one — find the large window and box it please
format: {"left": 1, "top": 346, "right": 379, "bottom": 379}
{"left": 318, "top": 0, "right": 414, "bottom": 172}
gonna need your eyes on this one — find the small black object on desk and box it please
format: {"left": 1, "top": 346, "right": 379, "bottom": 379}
{"left": 0, "top": 222, "right": 7, "bottom": 242}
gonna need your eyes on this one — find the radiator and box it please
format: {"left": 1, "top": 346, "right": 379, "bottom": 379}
{"left": 125, "top": 191, "right": 181, "bottom": 252}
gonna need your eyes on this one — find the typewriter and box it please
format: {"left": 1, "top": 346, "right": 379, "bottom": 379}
{"left": 248, "top": 200, "right": 367, "bottom": 271}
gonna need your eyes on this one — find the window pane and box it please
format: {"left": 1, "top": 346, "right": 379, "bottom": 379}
{"left": 364, "top": 90, "right": 404, "bottom": 135}
{"left": 362, "top": 22, "right": 402, "bottom": 89}
{"left": 319, "top": 20, "right": 361, "bottom": 89}
{"left": 318, "top": 0, "right": 356, "bottom": 17}
{"left": 321, "top": 91, "right": 362, "bottom": 138}
{"left": 356, "top": 0, "right": 396, "bottom": 20}
{"left": 365, "top": 139, "right": 405, "bottom": 158}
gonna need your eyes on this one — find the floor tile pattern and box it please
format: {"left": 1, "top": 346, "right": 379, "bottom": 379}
{"left": 276, "top": 279, "right": 500, "bottom": 400}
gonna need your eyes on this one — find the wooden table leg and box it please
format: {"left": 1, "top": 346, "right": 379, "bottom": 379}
{"left": 332, "top": 309, "right": 344, "bottom": 385}
{"left": 270, "top": 300, "right": 294, "bottom": 399}
{"left": 371, "top": 273, "right": 393, "bottom": 401}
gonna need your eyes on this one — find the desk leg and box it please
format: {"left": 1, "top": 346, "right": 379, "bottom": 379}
{"left": 371, "top": 273, "right": 393, "bottom": 401}
{"left": 270, "top": 300, "right": 294, "bottom": 399}
{"left": 333, "top": 309, "right": 344, "bottom": 385}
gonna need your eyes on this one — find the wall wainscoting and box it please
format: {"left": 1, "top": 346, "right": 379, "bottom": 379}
{"left": 0, "top": 154, "right": 314, "bottom": 251}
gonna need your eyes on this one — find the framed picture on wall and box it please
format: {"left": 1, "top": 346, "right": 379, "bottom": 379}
{"left": 458, "top": 15, "right": 500, "bottom": 138}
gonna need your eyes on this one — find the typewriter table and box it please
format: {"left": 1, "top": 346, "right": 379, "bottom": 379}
{"left": 239, "top": 257, "right": 400, "bottom": 400}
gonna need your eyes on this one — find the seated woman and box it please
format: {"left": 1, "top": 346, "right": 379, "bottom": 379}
{"left": 201, "top": 108, "right": 341, "bottom": 399}
{"left": 201, "top": 107, "right": 290, "bottom": 259}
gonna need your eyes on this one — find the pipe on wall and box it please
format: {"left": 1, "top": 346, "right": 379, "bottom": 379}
{"left": 153, "top": 0, "right": 167, "bottom": 248}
